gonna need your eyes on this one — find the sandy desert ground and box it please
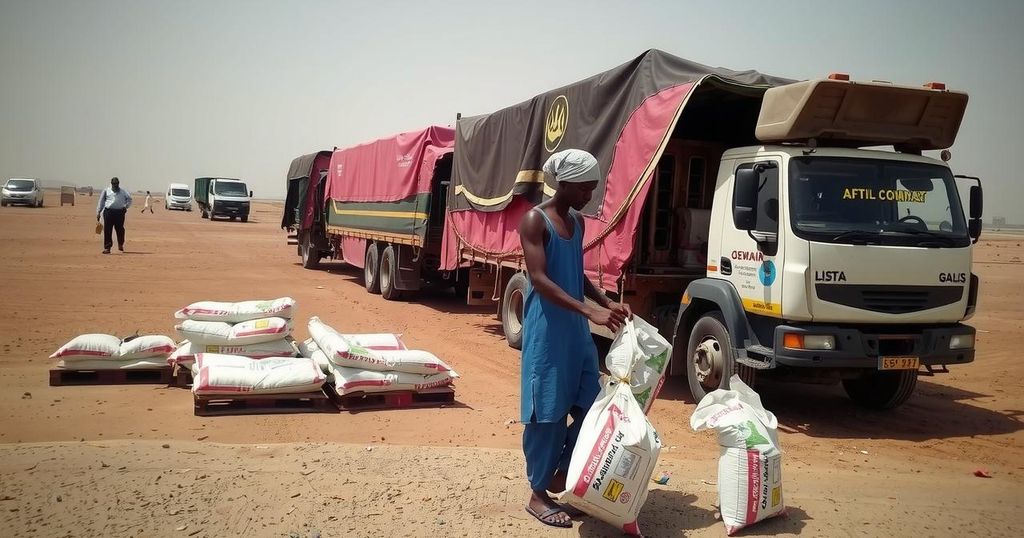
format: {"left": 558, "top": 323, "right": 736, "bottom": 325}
{"left": 0, "top": 194, "right": 1021, "bottom": 537}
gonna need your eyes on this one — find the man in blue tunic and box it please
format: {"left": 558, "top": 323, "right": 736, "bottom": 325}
{"left": 519, "top": 149, "right": 631, "bottom": 528}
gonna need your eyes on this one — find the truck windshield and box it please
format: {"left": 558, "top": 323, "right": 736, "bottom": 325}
{"left": 214, "top": 181, "right": 248, "bottom": 196}
{"left": 789, "top": 157, "right": 970, "bottom": 248}
{"left": 5, "top": 180, "right": 34, "bottom": 191}
{"left": 170, "top": 188, "right": 190, "bottom": 197}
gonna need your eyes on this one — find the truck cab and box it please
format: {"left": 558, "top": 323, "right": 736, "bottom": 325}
{"left": 195, "top": 177, "right": 252, "bottom": 222}
{"left": 674, "top": 77, "right": 981, "bottom": 409}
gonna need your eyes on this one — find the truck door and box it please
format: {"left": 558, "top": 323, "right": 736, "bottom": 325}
{"left": 718, "top": 158, "right": 785, "bottom": 318}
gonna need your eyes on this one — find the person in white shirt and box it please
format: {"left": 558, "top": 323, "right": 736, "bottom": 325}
{"left": 141, "top": 191, "right": 154, "bottom": 214}
{"left": 96, "top": 177, "right": 133, "bottom": 254}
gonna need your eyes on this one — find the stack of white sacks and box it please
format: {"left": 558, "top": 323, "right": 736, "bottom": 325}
{"left": 169, "top": 298, "right": 325, "bottom": 396}
{"left": 302, "top": 316, "right": 458, "bottom": 395}
{"left": 51, "top": 334, "right": 177, "bottom": 370}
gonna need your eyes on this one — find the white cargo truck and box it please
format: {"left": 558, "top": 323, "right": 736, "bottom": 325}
{"left": 675, "top": 75, "right": 981, "bottom": 409}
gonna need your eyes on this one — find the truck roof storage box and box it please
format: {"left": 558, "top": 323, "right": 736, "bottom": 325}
{"left": 755, "top": 79, "right": 968, "bottom": 150}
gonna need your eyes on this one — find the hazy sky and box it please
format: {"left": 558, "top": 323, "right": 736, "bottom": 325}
{"left": 2, "top": 0, "right": 1022, "bottom": 222}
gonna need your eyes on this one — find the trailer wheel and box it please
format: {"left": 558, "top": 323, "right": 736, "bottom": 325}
{"left": 842, "top": 370, "right": 918, "bottom": 410}
{"left": 501, "top": 272, "right": 528, "bottom": 350}
{"left": 301, "top": 232, "right": 320, "bottom": 270}
{"left": 364, "top": 242, "right": 381, "bottom": 294}
{"left": 379, "top": 244, "right": 403, "bottom": 301}
{"left": 686, "top": 311, "right": 755, "bottom": 402}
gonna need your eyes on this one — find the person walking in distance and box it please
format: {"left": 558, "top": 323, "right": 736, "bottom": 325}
{"left": 141, "top": 191, "right": 154, "bottom": 213}
{"left": 518, "top": 149, "right": 631, "bottom": 528}
{"left": 96, "top": 177, "right": 132, "bottom": 254}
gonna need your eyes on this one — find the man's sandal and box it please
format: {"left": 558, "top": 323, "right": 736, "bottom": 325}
{"left": 525, "top": 506, "right": 573, "bottom": 528}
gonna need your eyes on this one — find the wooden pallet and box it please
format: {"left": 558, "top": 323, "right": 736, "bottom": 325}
{"left": 326, "top": 384, "right": 456, "bottom": 411}
{"left": 171, "top": 366, "right": 193, "bottom": 388}
{"left": 193, "top": 390, "right": 336, "bottom": 416}
{"left": 49, "top": 366, "right": 174, "bottom": 386}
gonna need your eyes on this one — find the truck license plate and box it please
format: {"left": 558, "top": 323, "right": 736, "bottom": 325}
{"left": 879, "top": 356, "right": 919, "bottom": 370}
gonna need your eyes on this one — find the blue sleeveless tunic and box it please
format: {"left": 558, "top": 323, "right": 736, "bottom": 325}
{"left": 520, "top": 208, "right": 600, "bottom": 423}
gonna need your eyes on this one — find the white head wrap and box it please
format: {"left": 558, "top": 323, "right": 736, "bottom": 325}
{"left": 542, "top": 149, "right": 601, "bottom": 183}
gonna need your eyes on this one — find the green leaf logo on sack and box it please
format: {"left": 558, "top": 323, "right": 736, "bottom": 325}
{"left": 644, "top": 351, "right": 668, "bottom": 374}
{"left": 635, "top": 387, "right": 652, "bottom": 408}
{"left": 738, "top": 420, "right": 770, "bottom": 448}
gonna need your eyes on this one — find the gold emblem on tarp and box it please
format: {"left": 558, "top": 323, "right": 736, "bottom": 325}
{"left": 545, "top": 95, "right": 569, "bottom": 152}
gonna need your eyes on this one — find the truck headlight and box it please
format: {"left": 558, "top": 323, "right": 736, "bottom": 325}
{"left": 949, "top": 334, "right": 974, "bottom": 350}
{"left": 783, "top": 333, "right": 835, "bottom": 350}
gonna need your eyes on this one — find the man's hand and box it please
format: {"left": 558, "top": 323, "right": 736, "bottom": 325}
{"left": 586, "top": 303, "right": 627, "bottom": 333}
{"left": 610, "top": 302, "right": 633, "bottom": 321}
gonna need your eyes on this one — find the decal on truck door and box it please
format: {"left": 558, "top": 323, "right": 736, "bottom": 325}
{"left": 723, "top": 161, "right": 784, "bottom": 318}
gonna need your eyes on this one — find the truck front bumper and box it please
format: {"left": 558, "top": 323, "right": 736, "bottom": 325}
{"left": 769, "top": 323, "right": 975, "bottom": 368}
{"left": 212, "top": 202, "right": 249, "bottom": 216}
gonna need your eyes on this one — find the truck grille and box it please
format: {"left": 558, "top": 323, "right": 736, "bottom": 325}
{"left": 815, "top": 284, "right": 963, "bottom": 314}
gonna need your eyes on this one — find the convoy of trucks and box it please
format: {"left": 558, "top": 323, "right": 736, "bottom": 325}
{"left": 282, "top": 49, "right": 982, "bottom": 409}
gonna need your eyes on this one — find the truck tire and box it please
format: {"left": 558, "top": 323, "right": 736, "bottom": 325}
{"left": 842, "top": 370, "right": 918, "bottom": 410}
{"left": 379, "top": 244, "right": 403, "bottom": 301}
{"left": 241, "top": 215, "right": 248, "bottom": 223}
{"left": 501, "top": 272, "right": 528, "bottom": 350}
{"left": 685, "top": 311, "right": 755, "bottom": 402}
{"left": 301, "top": 232, "right": 320, "bottom": 270}
{"left": 364, "top": 242, "right": 381, "bottom": 294}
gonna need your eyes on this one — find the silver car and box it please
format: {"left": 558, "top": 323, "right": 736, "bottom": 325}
{"left": 1, "top": 178, "right": 44, "bottom": 207}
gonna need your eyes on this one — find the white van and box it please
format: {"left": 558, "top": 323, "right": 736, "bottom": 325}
{"left": 165, "top": 182, "right": 192, "bottom": 211}
{"left": 1, "top": 178, "right": 44, "bottom": 207}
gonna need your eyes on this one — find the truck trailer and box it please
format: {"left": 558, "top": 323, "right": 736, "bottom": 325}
{"left": 282, "top": 127, "right": 460, "bottom": 299}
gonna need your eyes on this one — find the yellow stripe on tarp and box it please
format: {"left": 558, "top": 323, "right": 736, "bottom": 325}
{"left": 455, "top": 170, "right": 554, "bottom": 206}
{"left": 330, "top": 201, "right": 427, "bottom": 220}
{"left": 742, "top": 298, "right": 782, "bottom": 318}
{"left": 324, "top": 225, "right": 422, "bottom": 246}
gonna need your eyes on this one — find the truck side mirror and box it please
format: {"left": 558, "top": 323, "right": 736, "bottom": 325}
{"left": 249, "top": 190, "right": 253, "bottom": 198}
{"left": 968, "top": 219, "right": 982, "bottom": 241}
{"left": 969, "top": 185, "right": 982, "bottom": 220}
{"left": 968, "top": 185, "right": 983, "bottom": 242}
{"left": 732, "top": 168, "right": 759, "bottom": 231}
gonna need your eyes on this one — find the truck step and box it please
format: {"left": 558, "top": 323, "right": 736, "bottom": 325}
{"left": 739, "top": 346, "right": 776, "bottom": 370}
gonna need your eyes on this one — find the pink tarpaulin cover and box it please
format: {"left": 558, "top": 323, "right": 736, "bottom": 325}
{"left": 325, "top": 126, "right": 455, "bottom": 203}
{"left": 441, "top": 83, "right": 694, "bottom": 291}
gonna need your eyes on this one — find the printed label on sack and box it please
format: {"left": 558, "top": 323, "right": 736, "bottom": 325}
{"left": 615, "top": 449, "right": 639, "bottom": 480}
{"left": 746, "top": 450, "right": 762, "bottom": 525}
{"left": 602, "top": 479, "right": 624, "bottom": 502}
{"left": 573, "top": 405, "right": 619, "bottom": 496}
{"left": 255, "top": 320, "right": 269, "bottom": 329}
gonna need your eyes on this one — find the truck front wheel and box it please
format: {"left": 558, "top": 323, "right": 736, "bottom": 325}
{"left": 501, "top": 272, "right": 527, "bottom": 350}
{"left": 842, "top": 370, "right": 917, "bottom": 410}
{"left": 686, "top": 311, "right": 754, "bottom": 402}
{"left": 364, "top": 243, "right": 381, "bottom": 294}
